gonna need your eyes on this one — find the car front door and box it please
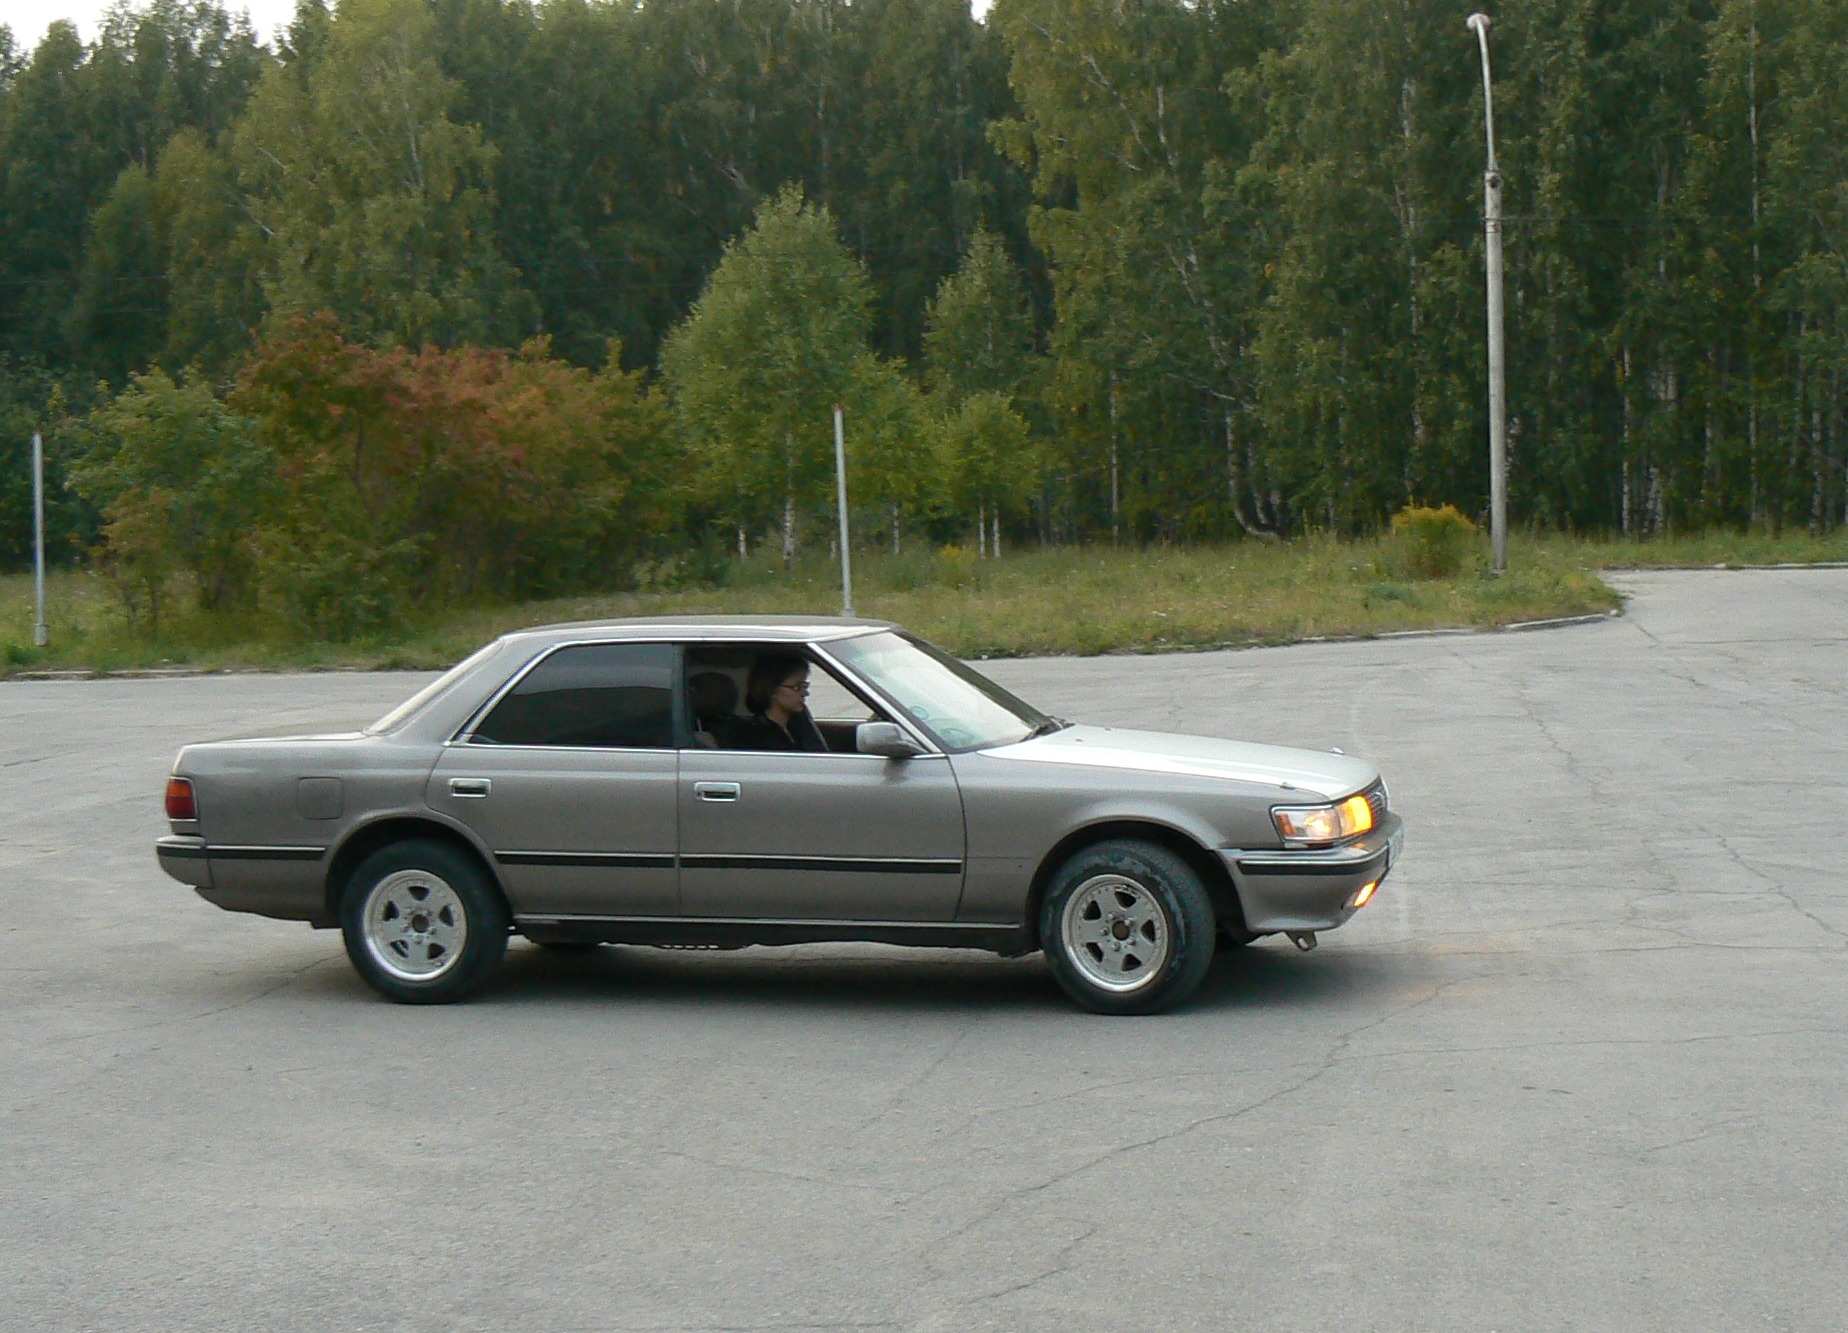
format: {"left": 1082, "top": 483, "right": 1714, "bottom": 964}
{"left": 677, "top": 647, "right": 965, "bottom": 922}
{"left": 428, "top": 641, "right": 680, "bottom": 920}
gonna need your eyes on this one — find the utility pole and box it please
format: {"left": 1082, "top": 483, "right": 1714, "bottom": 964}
{"left": 833, "top": 405, "right": 853, "bottom": 617}
{"left": 1468, "top": 13, "right": 1509, "bottom": 572}
{"left": 33, "top": 430, "right": 49, "bottom": 647}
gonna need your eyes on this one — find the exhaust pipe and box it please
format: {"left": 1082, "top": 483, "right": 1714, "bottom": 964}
{"left": 1286, "top": 931, "right": 1318, "bottom": 953}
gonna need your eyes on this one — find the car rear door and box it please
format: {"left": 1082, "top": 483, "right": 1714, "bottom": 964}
{"left": 427, "top": 641, "right": 680, "bottom": 919}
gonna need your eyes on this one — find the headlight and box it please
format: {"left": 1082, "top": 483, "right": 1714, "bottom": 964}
{"left": 1272, "top": 794, "right": 1374, "bottom": 846}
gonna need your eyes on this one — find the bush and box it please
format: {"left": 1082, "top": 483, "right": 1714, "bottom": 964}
{"left": 1388, "top": 505, "right": 1479, "bottom": 579}
{"left": 936, "top": 543, "right": 978, "bottom": 588}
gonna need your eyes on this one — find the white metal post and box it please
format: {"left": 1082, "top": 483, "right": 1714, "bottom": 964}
{"left": 33, "top": 430, "right": 49, "bottom": 647}
{"left": 833, "top": 405, "right": 853, "bottom": 617}
{"left": 1468, "top": 13, "right": 1509, "bottom": 572}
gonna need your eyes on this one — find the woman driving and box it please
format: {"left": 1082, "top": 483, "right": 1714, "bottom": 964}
{"left": 732, "top": 652, "right": 829, "bottom": 752}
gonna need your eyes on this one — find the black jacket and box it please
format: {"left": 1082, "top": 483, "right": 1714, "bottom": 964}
{"left": 728, "top": 709, "right": 828, "bottom": 752}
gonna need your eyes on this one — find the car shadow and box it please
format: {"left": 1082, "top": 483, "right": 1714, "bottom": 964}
{"left": 461, "top": 936, "right": 1420, "bottom": 1018}
{"left": 487, "top": 941, "right": 1054, "bottom": 1014}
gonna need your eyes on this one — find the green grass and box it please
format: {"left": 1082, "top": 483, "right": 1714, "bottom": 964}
{"left": 1527, "top": 529, "right": 1848, "bottom": 569}
{"left": 3, "top": 528, "right": 1841, "bottom": 675}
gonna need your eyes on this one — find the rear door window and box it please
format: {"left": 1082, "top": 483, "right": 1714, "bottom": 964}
{"left": 471, "top": 643, "right": 676, "bottom": 749}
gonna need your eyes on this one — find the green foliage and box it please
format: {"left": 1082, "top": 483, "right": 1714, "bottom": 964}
{"left": 67, "top": 368, "right": 271, "bottom": 617}
{"left": 6, "top": 0, "right": 1848, "bottom": 572}
{"left": 154, "top": 128, "right": 266, "bottom": 376}
{"left": 933, "top": 389, "right": 1037, "bottom": 530}
{"left": 0, "top": 364, "right": 101, "bottom": 572}
{"left": 1387, "top": 504, "right": 1480, "bottom": 580}
{"left": 924, "top": 229, "right": 1034, "bottom": 403}
{"left": 230, "top": 0, "right": 529, "bottom": 348}
{"left": 230, "top": 317, "right": 671, "bottom": 637}
{"left": 70, "top": 165, "right": 167, "bottom": 384}
{"left": 662, "top": 186, "right": 883, "bottom": 558}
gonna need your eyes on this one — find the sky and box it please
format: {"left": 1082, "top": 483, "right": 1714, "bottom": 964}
{"left": 3, "top": 0, "right": 992, "bottom": 53}
{"left": 5, "top": 0, "right": 298, "bottom": 49}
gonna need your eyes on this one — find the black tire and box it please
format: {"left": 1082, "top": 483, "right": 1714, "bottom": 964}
{"left": 1038, "top": 839, "right": 1216, "bottom": 1015}
{"left": 340, "top": 838, "right": 509, "bottom": 1004}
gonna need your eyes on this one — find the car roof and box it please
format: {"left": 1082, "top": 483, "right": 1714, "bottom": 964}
{"left": 502, "top": 614, "right": 901, "bottom": 648}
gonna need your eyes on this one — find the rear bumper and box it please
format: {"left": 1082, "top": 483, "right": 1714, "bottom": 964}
{"left": 1220, "top": 814, "right": 1404, "bottom": 933}
{"left": 156, "top": 835, "right": 213, "bottom": 888}
{"left": 156, "top": 836, "right": 331, "bottom": 925}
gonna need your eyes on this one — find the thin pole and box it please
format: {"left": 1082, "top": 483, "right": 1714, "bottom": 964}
{"left": 1468, "top": 13, "right": 1508, "bottom": 572}
{"left": 833, "top": 404, "right": 853, "bottom": 617}
{"left": 33, "top": 430, "right": 49, "bottom": 647}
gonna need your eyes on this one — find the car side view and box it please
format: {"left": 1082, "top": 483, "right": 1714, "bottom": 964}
{"left": 157, "top": 617, "right": 1404, "bottom": 1014}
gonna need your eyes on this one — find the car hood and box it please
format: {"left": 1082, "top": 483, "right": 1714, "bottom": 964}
{"left": 982, "top": 724, "right": 1378, "bottom": 800}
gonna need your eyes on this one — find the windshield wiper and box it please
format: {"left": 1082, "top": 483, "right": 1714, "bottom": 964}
{"left": 1026, "top": 716, "right": 1071, "bottom": 738}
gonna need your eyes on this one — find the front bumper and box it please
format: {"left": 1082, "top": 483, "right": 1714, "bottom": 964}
{"left": 1219, "top": 813, "right": 1404, "bottom": 933}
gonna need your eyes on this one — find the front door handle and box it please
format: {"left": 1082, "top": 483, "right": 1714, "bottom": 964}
{"left": 449, "top": 777, "right": 492, "bottom": 798}
{"left": 694, "top": 782, "right": 740, "bottom": 802}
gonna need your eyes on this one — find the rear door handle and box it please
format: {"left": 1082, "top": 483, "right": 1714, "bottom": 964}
{"left": 694, "top": 782, "right": 740, "bottom": 802}
{"left": 449, "top": 778, "right": 492, "bottom": 798}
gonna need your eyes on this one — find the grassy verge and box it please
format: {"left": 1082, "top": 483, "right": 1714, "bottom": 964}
{"left": 1527, "top": 529, "right": 1848, "bottom": 569}
{"left": 3, "top": 528, "right": 1840, "bottom": 675}
{"left": 0, "top": 535, "right": 1589, "bottom": 673}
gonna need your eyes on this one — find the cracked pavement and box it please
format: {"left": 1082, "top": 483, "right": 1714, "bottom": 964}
{"left": 2, "top": 568, "right": 1844, "bottom": 1331}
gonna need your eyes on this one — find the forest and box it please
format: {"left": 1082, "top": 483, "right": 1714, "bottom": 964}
{"left": 1, "top": 0, "right": 1844, "bottom": 636}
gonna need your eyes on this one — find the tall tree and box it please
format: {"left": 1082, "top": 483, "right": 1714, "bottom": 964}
{"left": 230, "top": 0, "right": 530, "bottom": 348}
{"left": 661, "top": 185, "right": 888, "bottom": 562}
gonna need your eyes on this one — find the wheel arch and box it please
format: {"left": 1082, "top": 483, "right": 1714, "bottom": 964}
{"left": 324, "top": 815, "right": 507, "bottom": 924}
{"left": 1023, "top": 819, "right": 1246, "bottom": 951}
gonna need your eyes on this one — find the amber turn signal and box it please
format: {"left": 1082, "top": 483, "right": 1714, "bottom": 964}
{"left": 1337, "top": 794, "right": 1375, "bottom": 836}
{"left": 1351, "top": 880, "right": 1379, "bottom": 909}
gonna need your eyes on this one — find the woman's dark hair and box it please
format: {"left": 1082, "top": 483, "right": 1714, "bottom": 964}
{"left": 745, "top": 653, "right": 809, "bottom": 714}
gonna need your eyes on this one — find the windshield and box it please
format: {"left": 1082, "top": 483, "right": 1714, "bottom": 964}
{"left": 366, "top": 641, "right": 504, "bottom": 734}
{"left": 826, "top": 632, "right": 1049, "bottom": 751}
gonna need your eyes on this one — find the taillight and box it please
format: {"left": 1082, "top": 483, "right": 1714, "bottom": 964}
{"left": 166, "top": 777, "right": 197, "bottom": 821}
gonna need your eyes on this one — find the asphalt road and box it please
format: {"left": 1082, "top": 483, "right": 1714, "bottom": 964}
{"left": 2, "top": 568, "right": 1845, "bottom": 1332}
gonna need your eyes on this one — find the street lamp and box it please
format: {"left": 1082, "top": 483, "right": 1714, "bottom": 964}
{"left": 1467, "top": 12, "right": 1508, "bottom": 572}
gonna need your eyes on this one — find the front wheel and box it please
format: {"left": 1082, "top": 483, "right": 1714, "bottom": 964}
{"left": 340, "top": 838, "right": 508, "bottom": 1004}
{"left": 1039, "top": 839, "right": 1216, "bottom": 1015}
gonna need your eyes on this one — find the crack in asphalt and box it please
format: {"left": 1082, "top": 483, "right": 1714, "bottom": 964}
{"left": 1642, "top": 1113, "right": 1761, "bottom": 1156}
{"left": 958, "top": 1221, "right": 1099, "bottom": 1308}
{"left": 847, "top": 1019, "right": 979, "bottom": 1138}
{"left": 1709, "top": 827, "right": 1848, "bottom": 945}
{"left": 912, "top": 976, "right": 1476, "bottom": 1265}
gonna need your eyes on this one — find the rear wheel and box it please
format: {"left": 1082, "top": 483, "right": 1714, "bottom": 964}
{"left": 340, "top": 839, "right": 508, "bottom": 1004}
{"left": 1039, "top": 839, "right": 1216, "bottom": 1015}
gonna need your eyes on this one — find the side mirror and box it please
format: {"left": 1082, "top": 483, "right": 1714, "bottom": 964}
{"left": 856, "top": 721, "right": 925, "bottom": 760}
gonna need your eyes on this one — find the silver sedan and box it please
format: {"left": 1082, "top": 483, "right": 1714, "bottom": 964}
{"left": 156, "top": 617, "right": 1404, "bottom": 1014}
